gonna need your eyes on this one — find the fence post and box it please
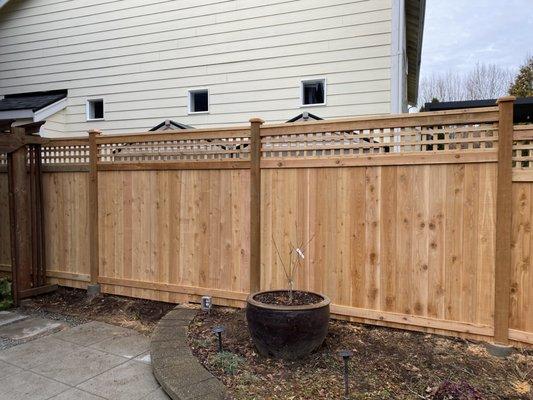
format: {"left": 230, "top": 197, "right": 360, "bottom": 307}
{"left": 88, "top": 129, "right": 101, "bottom": 297}
{"left": 249, "top": 118, "right": 264, "bottom": 294}
{"left": 493, "top": 96, "right": 515, "bottom": 347}
{"left": 8, "top": 127, "right": 31, "bottom": 306}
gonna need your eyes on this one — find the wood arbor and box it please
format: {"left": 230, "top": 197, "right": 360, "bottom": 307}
{"left": 0, "top": 123, "right": 56, "bottom": 306}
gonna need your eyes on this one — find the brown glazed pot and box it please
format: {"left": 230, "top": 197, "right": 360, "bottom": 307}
{"left": 246, "top": 290, "right": 330, "bottom": 360}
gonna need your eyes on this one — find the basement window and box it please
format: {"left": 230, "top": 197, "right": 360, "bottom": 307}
{"left": 188, "top": 89, "right": 209, "bottom": 113}
{"left": 301, "top": 79, "right": 326, "bottom": 106}
{"left": 86, "top": 98, "right": 105, "bottom": 120}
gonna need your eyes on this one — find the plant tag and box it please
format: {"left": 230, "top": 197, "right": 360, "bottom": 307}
{"left": 295, "top": 248, "right": 305, "bottom": 259}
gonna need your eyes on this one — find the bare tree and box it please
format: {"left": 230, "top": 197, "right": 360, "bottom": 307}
{"left": 465, "top": 63, "right": 514, "bottom": 99}
{"left": 418, "top": 62, "right": 514, "bottom": 108}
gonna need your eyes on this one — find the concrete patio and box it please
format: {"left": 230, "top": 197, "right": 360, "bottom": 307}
{"left": 0, "top": 311, "right": 170, "bottom": 400}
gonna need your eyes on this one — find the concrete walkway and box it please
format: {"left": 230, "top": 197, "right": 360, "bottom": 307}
{"left": 0, "top": 311, "right": 170, "bottom": 400}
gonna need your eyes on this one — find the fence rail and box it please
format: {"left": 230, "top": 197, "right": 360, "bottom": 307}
{"left": 1, "top": 101, "right": 532, "bottom": 347}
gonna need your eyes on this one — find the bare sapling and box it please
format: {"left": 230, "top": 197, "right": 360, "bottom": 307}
{"left": 272, "top": 231, "right": 315, "bottom": 304}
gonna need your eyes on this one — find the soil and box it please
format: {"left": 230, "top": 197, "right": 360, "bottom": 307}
{"left": 188, "top": 307, "right": 533, "bottom": 400}
{"left": 254, "top": 291, "right": 323, "bottom": 306}
{"left": 19, "top": 287, "right": 175, "bottom": 334}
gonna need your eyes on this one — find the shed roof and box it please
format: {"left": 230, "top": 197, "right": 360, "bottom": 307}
{"left": 424, "top": 97, "right": 533, "bottom": 123}
{"left": 0, "top": 90, "right": 68, "bottom": 122}
{"left": 0, "top": 90, "right": 67, "bottom": 112}
{"left": 149, "top": 120, "right": 194, "bottom": 131}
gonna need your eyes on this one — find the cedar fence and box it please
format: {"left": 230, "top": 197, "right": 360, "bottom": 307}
{"left": 0, "top": 97, "right": 532, "bottom": 347}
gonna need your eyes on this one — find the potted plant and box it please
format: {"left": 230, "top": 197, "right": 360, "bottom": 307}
{"left": 246, "top": 235, "right": 330, "bottom": 360}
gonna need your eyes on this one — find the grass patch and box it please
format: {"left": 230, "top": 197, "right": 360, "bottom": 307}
{"left": 209, "top": 351, "right": 245, "bottom": 375}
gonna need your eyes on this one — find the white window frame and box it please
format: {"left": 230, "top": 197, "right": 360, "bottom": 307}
{"left": 188, "top": 88, "right": 210, "bottom": 114}
{"left": 86, "top": 98, "right": 105, "bottom": 121}
{"left": 300, "top": 78, "right": 327, "bottom": 107}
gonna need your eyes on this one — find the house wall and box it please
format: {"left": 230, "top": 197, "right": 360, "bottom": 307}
{"left": 0, "top": 0, "right": 393, "bottom": 136}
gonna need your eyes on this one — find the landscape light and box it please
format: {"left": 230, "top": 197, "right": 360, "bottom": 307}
{"left": 212, "top": 325, "right": 225, "bottom": 352}
{"left": 339, "top": 350, "right": 353, "bottom": 399}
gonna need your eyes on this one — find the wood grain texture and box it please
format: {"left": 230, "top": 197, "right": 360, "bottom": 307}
{"left": 42, "top": 172, "right": 90, "bottom": 282}
{"left": 261, "top": 164, "right": 497, "bottom": 328}
{"left": 494, "top": 98, "right": 514, "bottom": 344}
{"left": 510, "top": 183, "right": 533, "bottom": 335}
{"left": 97, "top": 170, "right": 250, "bottom": 304}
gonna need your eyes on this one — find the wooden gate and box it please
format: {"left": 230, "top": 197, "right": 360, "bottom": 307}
{"left": 0, "top": 123, "right": 56, "bottom": 305}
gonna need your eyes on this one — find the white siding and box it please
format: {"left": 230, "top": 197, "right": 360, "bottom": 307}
{"left": 0, "top": 0, "right": 393, "bottom": 136}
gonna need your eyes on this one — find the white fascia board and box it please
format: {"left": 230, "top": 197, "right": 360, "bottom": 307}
{"left": 33, "top": 97, "right": 67, "bottom": 122}
{"left": 0, "top": 109, "right": 34, "bottom": 119}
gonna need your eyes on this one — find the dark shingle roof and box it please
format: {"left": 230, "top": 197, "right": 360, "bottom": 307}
{"left": 149, "top": 120, "right": 194, "bottom": 131}
{"left": 286, "top": 112, "right": 323, "bottom": 123}
{"left": 0, "top": 90, "right": 67, "bottom": 112}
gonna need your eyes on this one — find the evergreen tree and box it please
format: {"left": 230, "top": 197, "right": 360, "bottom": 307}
{"left": 509, "top": 56, "right": 533, "bottom": 97}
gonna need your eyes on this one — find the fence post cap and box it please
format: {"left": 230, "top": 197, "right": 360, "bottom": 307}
{"left": 497, "top": 96, "right": 516, "bottom": 104}
{"left": 87, "top": 129, "right": 102, "bottom": 135}
{"left": 249, "top": 117, "right": 265, "bottom": 124}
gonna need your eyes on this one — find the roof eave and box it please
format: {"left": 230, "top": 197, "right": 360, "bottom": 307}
{"left": 405, "top": 0, "right": 426, "bottom": 105}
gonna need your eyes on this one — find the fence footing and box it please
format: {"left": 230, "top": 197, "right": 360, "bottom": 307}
{"left": 485, "top": 342, "right": 513, "bottom": 358}
{"left": 87, "top": 284, "right": 101, "bottom": 299}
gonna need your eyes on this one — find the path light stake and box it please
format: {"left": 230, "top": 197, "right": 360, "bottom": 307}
{"left": 339, "top": 350, "right": 353, "bottom": 399}
{"left": 213, "top": 326, "right": 225, "bottom": 352}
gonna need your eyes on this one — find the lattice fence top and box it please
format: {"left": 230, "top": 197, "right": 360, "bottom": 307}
{"left": 41, "top": 140, "right": 90, "bottom": 165}
{"left": 513, "top": 125, "right": 533, "bottom": 170}
{"left": 258, "top": 108, "right": 500, "bottom": 160}
{"left": 0, "top": 108, "right": 506, "bottom": 169}
{"left": 96, "top": 129, "right": 251, "bottom": 163}
{"left": 260, "top": 123, "right": 498, "bottom": 159}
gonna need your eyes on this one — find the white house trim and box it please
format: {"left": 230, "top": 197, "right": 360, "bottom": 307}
{"left": 0, "top": 109, "right": 34, "bottom": 120}
{"left": 391, "top": 0, "right": 406, "bottom": 114}
{"left": 187, "top": 88, "right": 210, "bottom": 115}
{"left": 299, "top": 77, "right": 327, "bottom": 108}
{"left": 86, "top": 97, "right": 106, "bottom": 121}
{"left": 34, "top": 97, "right": 68, "bottom": 122}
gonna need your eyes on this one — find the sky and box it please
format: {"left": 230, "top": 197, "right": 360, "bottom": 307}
{"left": 420, "top": 0, "right": 533, "bottom": 79}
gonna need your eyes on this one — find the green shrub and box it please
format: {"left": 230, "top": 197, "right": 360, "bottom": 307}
{"left": 0, "top": 278, "right": 13, "bottom": 310}
{"left": 209, "top": 351, "right": 245, "bottom": 375}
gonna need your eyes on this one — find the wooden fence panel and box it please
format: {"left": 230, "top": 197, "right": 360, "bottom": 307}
{"left": 42, "top": 172, "right": 90, "bottom": 288}
{"left": 261, "top": 163, "right": 497, "bottom": 337}
{"left": 97, "top": 169, "right": 250, "bottom": 306}
{"left": 510, "top": 182, "right": 533, "bottom": 340}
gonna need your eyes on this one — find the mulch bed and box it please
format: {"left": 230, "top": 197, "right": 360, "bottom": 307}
{"left": 20, "top": 287, "right": 175, "bottom": 334}
{"left": 188, "top": 307, "right": 533, "bottom": 400}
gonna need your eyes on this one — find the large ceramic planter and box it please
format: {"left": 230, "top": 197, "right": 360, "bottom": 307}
{"left": 246, "top": 290, "right": 330, "bottom": 360}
